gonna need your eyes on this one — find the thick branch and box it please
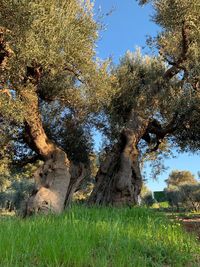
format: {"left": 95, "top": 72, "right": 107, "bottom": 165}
{"left": 163, "top": 21, "right": 190, "bottom": 80}
{"left": 143, "top": 114, "right": 179, "bottom": 151}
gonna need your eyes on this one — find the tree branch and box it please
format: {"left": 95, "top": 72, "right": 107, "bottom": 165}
{"left": 142, "top": 113, "right": 179, "bottom": 152}
{"left": 163, "top": 21, "right": 190, "bottom": 80}
{"left": 0, "top": 88, "right": 12, "bottom": 98}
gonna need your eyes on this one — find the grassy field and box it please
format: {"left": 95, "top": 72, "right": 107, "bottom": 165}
{"left": 0, "top": 206, "right": 199, "bottom": 267}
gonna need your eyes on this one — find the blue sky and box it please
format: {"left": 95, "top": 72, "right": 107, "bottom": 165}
{"left": 95, "top": 0, "right": 159, "bottom": 62}
{"left": 93, "top": 0, "right": 200, "bottom": 191}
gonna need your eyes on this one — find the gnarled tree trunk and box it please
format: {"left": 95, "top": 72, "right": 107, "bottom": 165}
{"left": 89, "top": 111, "right": 149, "bottom": 206}
{"left": 21, "top": 89, "right": 72, "bottom": 215}
{"left": 64, "top": 163, "right": 89, "bottom": 208}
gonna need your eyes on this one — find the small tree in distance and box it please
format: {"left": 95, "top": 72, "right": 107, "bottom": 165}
{"left": 165, "top": 170, "right": 198, "bottom": 188}
{"left": 140, "top": 184, "right": 155, "bottom": 207}
{"left": 165, "top": 170, "right": 200, "bottom": 211}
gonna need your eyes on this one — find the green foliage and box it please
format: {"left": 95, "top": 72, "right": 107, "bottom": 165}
{"left": 1, "top": 0, "right": 200, "bottom": 202}
{"left": 0, "top": 178, "right": 35, "bottom": 210}
{"left": 165, "top": 170, "right": 200, "bottom": 211}
{"left": 103, "top": 50, "right": 166, "bottom": 137}
{"left": 165, "top": 189, "right": 182, "bottom": 210}
{"left": 102, "top": 3, "right": 200, "bottom": 190}
{"left": 172, "top": 107, "right": 200, "bottom": 152}
{"left": 0, "top": 97, "right": 25, "bottom": 189}
{"left": 0, "top": 0, "right": 113, "bottom": 109}
{"left": 142, "top": 194, "right": 155, "bottom": 207}
{"left": 0, "top": 94, "right": 24, "bottom": 123}
{"left": 0, "top": 0, "right": 114, "bottom": 193}
{"left": 97, "top": 45, "right": 200, "bottom": 164}
{"left": 139, "top": 0, "right": 200, "bottom": 68}
{"left": 41, "top": 101, "right": 93, "bottom": 164}
{"left": 0, "top": 206, "right": 199, "bottom": 266}
{"left": 154, "top": 0, "right": 200, "bottom": 62}
{"left": 165, "top": 170, "right": 198, "bottom": 188}
{"left": 1, "top": 0, "right": 97, "bottom": 80}
{"left": 141, "top": 183, "right": 151, "bottom": 197}
{"left": 0, "top": 162, "right": 40, "bottom": 211}
{"left": 153, "top": 191, "right": 167, "bottom": 202}
{"left": 166, "top": 183, "right": 200, "bottom": 211}
{"left": 140, "top": 184, "right": 155, "bottom": 207}
{"left": 180, "top": 184, "right": 200, "bottom": 211}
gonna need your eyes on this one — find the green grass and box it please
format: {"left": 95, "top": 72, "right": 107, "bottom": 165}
{"left": 151, "top": 201, "right": 169, "bottom": 209}
{"left": 170, "top": 211, "right": 200, "bottom": 219}
{"left": 0, "top": 206, "right": 199, "bottom": 267}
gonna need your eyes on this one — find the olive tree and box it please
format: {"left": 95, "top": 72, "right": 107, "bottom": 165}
{"left": 0, "top": 0, "right": 111, "bottom": 214}
{"left": 89, "top": 0, "right": 200, "bottom": 206}
{"left": 165, "top": 170, "right": 200, "bottom": 211}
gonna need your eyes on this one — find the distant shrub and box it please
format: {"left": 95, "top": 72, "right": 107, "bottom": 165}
{"left": 180, "top": 184, "right": 200, "bottom": 211}
{"left": 142, "top": 193, "right": 155, "bottom": 207}
{"left": 153, "top": 191, "right": 167, "bottom": 202}
{"left": 0, "top": 178, "right": 35, "bottom": 212}
{"left": 166, "top": 184, "right": 200, "bottom": 211}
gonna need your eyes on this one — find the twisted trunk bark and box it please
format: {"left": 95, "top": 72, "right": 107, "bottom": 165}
{"left": 28, "top": 149, "right": 71, "bottom": 214}
{"left": 21, "top": 89, "right": 72, "bottom": 215}
{"left": 89, "top": 111, "right": 148, "bottom": 206}
{"left": 64, "top": 163, "right": 88, "bottom": 208}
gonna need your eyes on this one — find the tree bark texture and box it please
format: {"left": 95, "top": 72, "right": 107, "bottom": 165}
{"left": 64, "top": 163, "right": 89, "bottom": 208}
{"left": 21, "top": 89, "right": 72, "bottom": 214}
{"left": 89, "top": 111, "right": 149, "bottom": 206}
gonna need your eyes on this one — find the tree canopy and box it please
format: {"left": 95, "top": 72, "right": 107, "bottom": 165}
{"left": 165, "top": 170, "right": 198, "bottom": 189}
{"left": 0, "top": 0, "right": 200, "bottom": 212}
